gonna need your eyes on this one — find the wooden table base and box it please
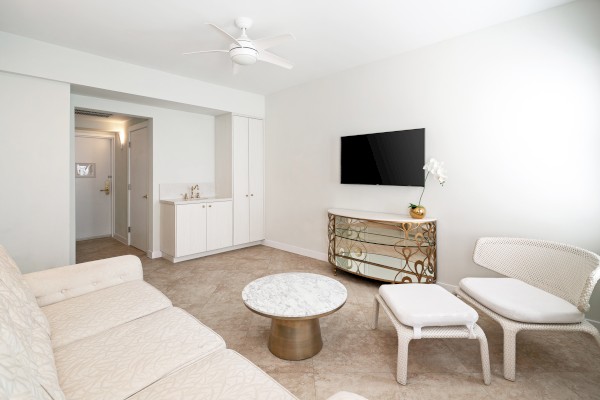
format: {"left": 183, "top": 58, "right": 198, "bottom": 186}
{"left": 268, "top": 318, "right": 323, "bottom": 360}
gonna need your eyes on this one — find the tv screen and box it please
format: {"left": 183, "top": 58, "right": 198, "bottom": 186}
{"left": 341, "top": 128, "right": 425, "bottom": 187}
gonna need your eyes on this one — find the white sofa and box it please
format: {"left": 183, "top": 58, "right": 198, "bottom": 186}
{"left": 0, "top": 245, "right": 365, "bottom": 400}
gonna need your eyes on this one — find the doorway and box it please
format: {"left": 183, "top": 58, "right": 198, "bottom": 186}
{"left": 73, "top": 109, "right": 151, "bottom": 258}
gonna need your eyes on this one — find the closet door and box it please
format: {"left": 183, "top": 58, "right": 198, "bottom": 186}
{"left": 232, "top": 116, "right": 250, "bottom": 245}
{"left": 248, "top": 118, "right": 265, "bottom": 242}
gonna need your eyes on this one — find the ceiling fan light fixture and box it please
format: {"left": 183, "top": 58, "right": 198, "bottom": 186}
{"left": 230, "top": 47, "right": 258, "bottom": 65}
{"left": 183, "top": 17, "right": 294, "bottom": 72}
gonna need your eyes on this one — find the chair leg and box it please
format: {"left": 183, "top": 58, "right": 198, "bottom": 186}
{"left": 396, "top": 335, "right": 411, "bottom": 385}
{"left": 476, "top": 329, "right": 491, "bottom": 385}
{"left": 502, "top": 328, "right": 518, "bottom": 381}
{"left": 371, "top": 296, "right": 380, "bottom": 330}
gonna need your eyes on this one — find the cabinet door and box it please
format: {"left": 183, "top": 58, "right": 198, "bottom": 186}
{"left": 176, "top": 204, "right": 207, "bottom": 256}
{"left": 206, "top": 201, "right": 233, "bottom": 251}
{"left": 248, "top": 118, "right": 265, "bottom": 242}
{"left": 233, "top": 116, "right": 250, "bottom": 245}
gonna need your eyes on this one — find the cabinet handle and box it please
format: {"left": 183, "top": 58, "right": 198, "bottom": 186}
{"left": 246, "top": 194, "right": 249, "bottom": 197}
{"left": 202, "top": 205, "right": 205, "bottom": 208}
{"left": 250, "top": 194, "right": 254, "bottom": 196}
{"left": 209, "top": 205, "right": 212, "bottom": 207}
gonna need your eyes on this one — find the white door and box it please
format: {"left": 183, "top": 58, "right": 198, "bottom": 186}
{"left": 248, "top": 118, "right": 265, "bottom": 242}
{"left": 75, "top": 135, "right": 112, "bottom": 240}
{"left": 233, "top": 116, "right": 250, "bottom": 245}
{"left": 130, "top": 124, "right": 149, "bottom": 252}
{"left": 207, "top": 201, "right": 233, "bottom": 251}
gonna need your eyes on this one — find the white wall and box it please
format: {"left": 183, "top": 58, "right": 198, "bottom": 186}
{"left": 72, "top": 95, "right": 215, "bottom": 256}
{"left": 0, "top": 72, "right": 71, "bottom": 272}
{"left": 0, "top": 31, "right": 264, "bottom": 117}
{"left": 0, "top": 26, "right": 264, "bottom": 268}
{"left": 265, "top": 1, "right": 600, "bottom": 320}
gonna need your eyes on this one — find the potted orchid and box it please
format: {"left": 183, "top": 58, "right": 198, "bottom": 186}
{"left": 409, "top": 158, "right": 447, "bottom": 219}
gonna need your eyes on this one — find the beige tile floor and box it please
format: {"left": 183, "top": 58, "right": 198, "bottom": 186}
{"left": 77, "top": 238, "right": 600, "bottom": 400}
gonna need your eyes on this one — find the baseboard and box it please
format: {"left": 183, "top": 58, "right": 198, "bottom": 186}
{"left": 113, "top": 233, "right": 128, "bottom": 245}
{"left": 436, "top": 282, "right": 458, "bottom": 293}
{"left": 76, "top": 234, "right": 111, "bottom": 241}
{"left": 162, "top": 241, "right": 263, "bottom": 263}
{"left": 263, "top": 240, "right": 328, "bottom": 262}
{"left": 588, "top": 318, "right": 600, "bottom": 330}
{"left": 148, "top": 250, "right": 162, "bottom": 259}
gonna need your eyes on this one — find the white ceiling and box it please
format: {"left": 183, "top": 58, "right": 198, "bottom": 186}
{"left": 0, "top": 0, "right": 572, "bottom": 95}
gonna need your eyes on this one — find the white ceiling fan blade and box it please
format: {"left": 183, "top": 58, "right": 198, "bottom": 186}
{"left": 206, "top": 23, "right": 242, "bottom": 47}
{"left": 258, "top": 50, "right": 294, "bottom": 70}
{"left": 253, "top": 33, "right": 295, "bottom": 51}
{"left": 232, "top": 62, "right": 241, "bottom": 75}
{"left": 183, "top": 49, "right": 228, "bottom": 55}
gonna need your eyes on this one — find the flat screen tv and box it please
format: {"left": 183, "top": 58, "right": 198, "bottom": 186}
{"left": 341, "top": 128, "right": 425, "bottom": 187}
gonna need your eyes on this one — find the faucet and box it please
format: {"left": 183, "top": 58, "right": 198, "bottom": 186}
{"left": 191, "top": 184, "right": 200, "bottom": 199}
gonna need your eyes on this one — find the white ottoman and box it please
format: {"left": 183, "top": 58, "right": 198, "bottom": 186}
{"left": 372, "top": 284, "right": 491, "bottom": 385}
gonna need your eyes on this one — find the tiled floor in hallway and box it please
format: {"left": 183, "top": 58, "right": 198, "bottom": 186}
{"left": 77, "top": 238, "right": 600, "bottom": 400}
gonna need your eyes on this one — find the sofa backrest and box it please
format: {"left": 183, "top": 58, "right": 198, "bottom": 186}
{"left": 0, "top": 245, "right": 66, "bottom": 400}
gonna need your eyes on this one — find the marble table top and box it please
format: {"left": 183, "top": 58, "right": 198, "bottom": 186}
{"left": 242, "top": 272, "right": 347, "bottom": 319}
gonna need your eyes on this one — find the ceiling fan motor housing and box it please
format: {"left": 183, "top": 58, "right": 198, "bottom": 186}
{"left": 229, "top": 40, "right": 258, "bottom": 65}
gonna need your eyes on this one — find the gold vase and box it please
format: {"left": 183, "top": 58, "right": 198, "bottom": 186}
{"left": 409, "top": 205, "right": 426, "bottom": 219}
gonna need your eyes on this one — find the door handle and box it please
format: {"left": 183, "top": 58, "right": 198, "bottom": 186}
{"left": 100, "top": 180, "right": 110, "bottom": 195}
{"left": 142, "top": 194, "right": 148, "bottom": 199}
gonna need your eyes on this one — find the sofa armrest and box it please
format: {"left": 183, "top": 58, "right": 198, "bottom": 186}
{"left": 23, "top": 255, "right": 143, "bottom": 307}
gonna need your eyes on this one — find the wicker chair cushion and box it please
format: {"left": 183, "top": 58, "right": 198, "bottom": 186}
{"left": 460, "top": 277, "right": 584, "bottom": 324}
{"left": 379, "top": 284, "right": 478, "bottom": 330}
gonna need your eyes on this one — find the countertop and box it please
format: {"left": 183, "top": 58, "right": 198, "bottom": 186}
{"left": 160, "top": 197, "right": 232, "bottom": 205}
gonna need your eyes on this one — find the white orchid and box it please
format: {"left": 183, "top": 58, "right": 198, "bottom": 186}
{"left": 423, "top": 158, "right": 447, "bottom": 185}
{"left": 410, "top": 158, "right": 447, "bottom": 210}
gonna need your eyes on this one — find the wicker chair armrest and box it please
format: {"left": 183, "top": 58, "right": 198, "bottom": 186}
{"left": 578, "top": 266, "right": 600, "bottom": 313}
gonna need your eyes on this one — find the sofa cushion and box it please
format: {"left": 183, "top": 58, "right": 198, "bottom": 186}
{"left": 129, "top": 349, "right": 297, "bottom": 400}
{"left": 43, "top": 280, "right": 172, "bottom": 348}
{"left": 54, "top": 307, "right": 225, "bottom": 400}
{"left": 459, "top": 277, "right": 585, "bottom": 323}
{"left": 0, "top": 246, "right": 65, "bottom": 400}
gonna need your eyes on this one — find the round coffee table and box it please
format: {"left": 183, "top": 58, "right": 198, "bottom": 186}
{"left": 242, "top": 272, "right": 347, "bottom": 360}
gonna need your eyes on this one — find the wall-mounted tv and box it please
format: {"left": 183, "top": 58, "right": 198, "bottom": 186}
{"left": 341, "top": 128, "right": 425, "bottom": 187}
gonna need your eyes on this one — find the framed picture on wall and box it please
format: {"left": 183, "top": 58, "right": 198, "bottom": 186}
{"left": 75, "top": 162, "right": 96, "bottom": 178}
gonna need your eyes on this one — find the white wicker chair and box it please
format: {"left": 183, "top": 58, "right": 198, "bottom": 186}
{"left": 455, "top": 237, "right": 600, "bottom": 381}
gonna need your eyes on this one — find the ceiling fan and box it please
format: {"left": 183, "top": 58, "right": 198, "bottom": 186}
{"left": 184, "top": 17, "right": 295, "bottom": 74}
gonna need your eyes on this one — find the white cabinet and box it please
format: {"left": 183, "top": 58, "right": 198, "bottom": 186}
{"left": 232, "top": 116, "right": 264, "bottom": 245}
{"left": 160, "top": 200, "right": 233, "bottom": 260}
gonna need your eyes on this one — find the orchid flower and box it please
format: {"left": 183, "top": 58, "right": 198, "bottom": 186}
{"left": 410, "top": 158, "right": 447, "bottom": 209}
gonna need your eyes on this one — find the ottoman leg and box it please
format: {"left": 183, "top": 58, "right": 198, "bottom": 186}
{"left": 396, "top": 332, "right": 411, "bottom": 385}
{"left": 371, "top": 297, "right": 380, "bottom": 329}
{"left": 475, "top": 326, "right": 491, "bottom": 385}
